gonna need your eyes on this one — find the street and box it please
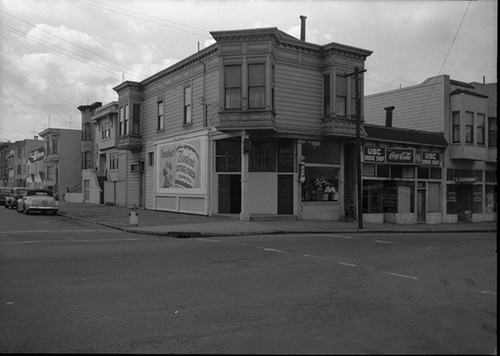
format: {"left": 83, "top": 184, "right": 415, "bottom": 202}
{"left": 0, "top": 208, "right": 497, "bottom": 354}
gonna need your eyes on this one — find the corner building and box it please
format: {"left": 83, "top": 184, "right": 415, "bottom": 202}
{"left": 111, "top": 27, "right": 372, "bottom": 220}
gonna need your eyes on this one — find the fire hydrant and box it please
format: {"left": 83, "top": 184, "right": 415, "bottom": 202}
{"left": 128, "top": 209, "right": 139, "bottom": 226}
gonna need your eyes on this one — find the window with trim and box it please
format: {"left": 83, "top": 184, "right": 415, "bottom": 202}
{"left": 250, "top": 140, "right": 274, "bottom": 172}
{"left": 148, "top": 152, "right": 154, "bottom": 167}
{"left": 183, "top": 86, "right": 192, "bottom": 125}
{"left": 119, "top": 105, "right": 128, "bottom": 136}
{"left": 83, "top": 123, "right": 92, "bottom": 140}
{"left": 336, "top": 73, "right": 347, "bottom": 117}
{"left": 46, "top": 166, "right": 53, "bottom": 180}
{"left": 132, "top": 104, "right": 140, "bottom": 134}
{"left": 216, "top": 139, "right": 241, "bottom": 172}
{"left": 110, "top": 152, "right": 119, "bottom": 170}
{"left": 157, "top": 101, "right": 164, "bottom": 131}
{"left": 350, "top": 77, "right": 357, "bottom": 118}
{"left": 323, "top": 74, "right": 330, "bottom": 117}
{"left": 452, "top": 111, "right": 460, "bottom": 143}
{"left": 225, "top": 65, "right": 241, "bottom": 109}
{"left": 465, "top": 111, "right": 473, "bottom": 143}
{"left": 489, "top": 117, "right": 497, "bottom": 147}
{"left": 248, "top": 64, "right": 265, "bottom": 109}
{"left": 51, "top": 139, "right": 58, "bottom": 154}
{"left": 83, "top": 151, "right": 91, "bottom": 169}
{"left": 102, "top": 122, "right": 111, "bottom": 139}
{"left": 477, "top": 113, "right": 485, "bottom": 145}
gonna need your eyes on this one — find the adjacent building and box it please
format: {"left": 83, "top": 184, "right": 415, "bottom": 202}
{"left": 4, "top": 138, "right": 44, "bottom": 188}
{"left": 39, "top": 128, "right": 82, "bottom": 199}
{"left": 364, "top": 75, "right": 497, "bottom": 222}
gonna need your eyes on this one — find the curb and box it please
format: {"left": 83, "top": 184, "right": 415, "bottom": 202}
{"left": 58, "top": 212, "right": 497, "bottom": 238}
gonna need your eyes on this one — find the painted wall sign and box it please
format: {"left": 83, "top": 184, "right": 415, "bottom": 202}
{"left": 157, "top": 138, "right": 204, "bottom": 192}
{"left": 363, "top": 147, "right": 386, "bottom": 163}
{"left": 385, "top": 148, "right": 415, "bottom": 164}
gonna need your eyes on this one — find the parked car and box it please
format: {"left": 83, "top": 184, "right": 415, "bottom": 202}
{"left": 17, "top": 189, "right": 59, "bottom": 215}
{"left": 5, "top": 187, "right": 28, "bottom": 209}
{"left": 0, "top": 187, "right": 12, "bottom": 206}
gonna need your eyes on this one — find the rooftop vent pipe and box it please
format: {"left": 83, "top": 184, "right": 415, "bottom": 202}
{"left": 300, "top": 15, "right": 307, "bottom": 41}
{"left": 384, "top": 106, "right": 395, "bottom": 127}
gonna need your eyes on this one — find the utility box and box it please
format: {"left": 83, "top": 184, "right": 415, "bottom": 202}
{"left": 129, "top": 210, "right": 139, "bottom": 225}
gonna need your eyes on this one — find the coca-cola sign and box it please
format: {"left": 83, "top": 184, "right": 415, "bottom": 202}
{"left": 386, "top": 148, "right": 415, "bottom": 164}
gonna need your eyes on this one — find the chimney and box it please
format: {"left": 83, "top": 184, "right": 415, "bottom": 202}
{"left": 384, "top": 106, "right": 395, "bottom": 127}
{"left": 300, "top": 15, "right": 307, "bottom": 41}
{"left": 34, "top": 135, "right": 38, "bottom": 140}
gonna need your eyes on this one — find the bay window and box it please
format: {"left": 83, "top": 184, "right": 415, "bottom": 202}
{"left": 465, "top": 111, "right": 473, "bottom": 143}
{"left": 477, "top": 113, "right": 485, "bottom": 145}
{"left": 336, "top": 74, "right": 347, "bottom": 117}
{"left": 248, "top": 64, "right": 265, "bottom": 109}
{"left": 225, "top": 65, "right": 241, "bottom": 109}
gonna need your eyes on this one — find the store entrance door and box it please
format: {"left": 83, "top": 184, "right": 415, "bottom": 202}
{"left": 219, "top": 174, "right": 241, "bottom": 214}
{"left": 277, "top": 174, "right": 294, "bottom": 214}
{"left": 417, "top": 189, "right": 426, "bottom": 223}
{"left": 457, "top": 184, "right": 473, "bottom": 222}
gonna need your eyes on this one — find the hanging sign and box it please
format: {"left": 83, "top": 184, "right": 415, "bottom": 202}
{"left": 363, "top": 147, "right": 386, "bottom": 163}
{"left": 386, "top": 148, "right": 415, "bottom": 164}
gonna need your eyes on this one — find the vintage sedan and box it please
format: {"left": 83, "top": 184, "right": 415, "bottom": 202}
{"left": 5, "top": 187, "right": 28, "bottom": 209}
{"left": 0, "top": 187, "right": 12, "bottom": 206}
{"left": 17, "top": 189, "right": 59, "bottom": 215}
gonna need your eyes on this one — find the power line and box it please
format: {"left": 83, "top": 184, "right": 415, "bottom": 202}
{"left": 0, "top": 9, "right": 147, "bottom": 79}
{"left": 75, "top": 0, "right": 211, "bottom": 38}
{"left": 0, "top": 22, "right": 139, "bottom": 79}
{"left": 438, "top": 1, "right": 472, "bottom": 75}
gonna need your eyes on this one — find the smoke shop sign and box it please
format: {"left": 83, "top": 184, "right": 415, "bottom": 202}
{"left": 386, "top": 148, "right": 415, "bottom": 164}
{"left": 420, "top": 152, "right": 441, "bottom": 166}
{"left": 363, "top": 147, "right": 386, "bottom": 162}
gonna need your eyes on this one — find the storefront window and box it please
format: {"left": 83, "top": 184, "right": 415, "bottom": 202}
{"left": 472, "top": 185, "right": 482, "bottom": 213}
{"left": 301, "top": 141, "right": 340, "bottom": 202}
{"left": 485, "top": 185, "right": 496, "bottom": 213}
{"left": 216, "top": 139, "right": 241, "bottom": 172}
{"left": 250, "top": 140, "right": 274, "bottom": 172}
{"left": 428, "top": 182, "right": 441, "bottom": 212}
{"left": 363, "top": 180, "right": 414, "bottom": 213}
{"left": 363, "top": 180, "right": 383, "bottom": 213}
{"left": 447, "top": 184, "right": 457, "bottom": 214}
{"left": 302, "top": 141, "right": 340, "bottom": 164}
{"left": 302, "top": 167, "right": 339, "bottom": 201}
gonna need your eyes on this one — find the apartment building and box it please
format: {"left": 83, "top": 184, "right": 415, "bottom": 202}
{"left": 39, "top": 128, "right": 82, "bottom": 200}
{"left": 4, "top": 138, "right": 44, "bottom": 188}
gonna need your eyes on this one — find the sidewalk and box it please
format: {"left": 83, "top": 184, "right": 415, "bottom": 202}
{"left": 57, "top": 202, "right": 497, "bottom": 238}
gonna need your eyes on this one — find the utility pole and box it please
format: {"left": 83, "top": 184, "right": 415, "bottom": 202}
{"left": 343, "top": 67, "right": 366, "bottom": 229}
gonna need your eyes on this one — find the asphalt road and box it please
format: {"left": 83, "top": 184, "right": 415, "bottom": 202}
{"left": 0, "top": 207, "right": 497, "bottom": 354}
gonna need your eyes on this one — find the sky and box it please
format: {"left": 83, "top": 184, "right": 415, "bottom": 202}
{"left": 0, "top": 0, "right": 497, "bottom": 142}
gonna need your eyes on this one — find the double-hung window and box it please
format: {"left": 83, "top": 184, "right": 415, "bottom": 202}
{"left": 248, "top": 64, "right": 265, "bottom": 109}
{"left": 489, "top": 117, "right": 497, "bottom": 147}
{"left": 452, "top": 111, "right": 460, "bottom": 143}
{"left": 350, "top": 77, "right": 357, "bottom": 118}
{"left": 323, "top": 74, "right": 330, "bottom": 117}
{"left": 102, "top": 123, "right": 110, "bottom": 139}
{"left": 465, "top": 111, "right": 473, "bottom": 143}
{"left": 157, "top": 101, "right": 164, "bottom": 131}
{"left": 119, "top": 105, "right": 129, "bottom": 136}
{"left": 184, "top": 87, "right": 192, "bottom": 125}
{"left": 336, "top": 74, "right": 347, "bottom": 117}
{"left": 477, "top": 113, "right": 485, "bottom": 145}
{"left": 224, "top": 65, "right": 242, "bottom": 109}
